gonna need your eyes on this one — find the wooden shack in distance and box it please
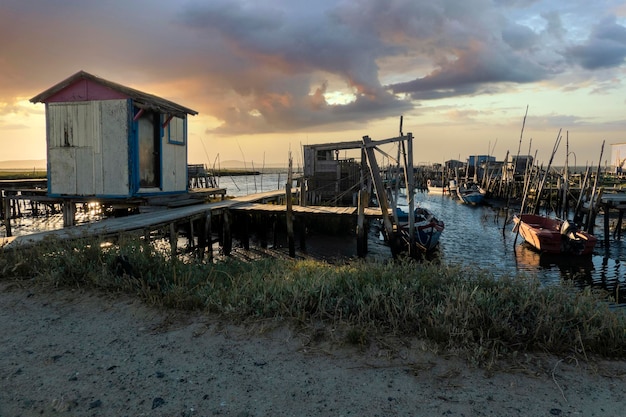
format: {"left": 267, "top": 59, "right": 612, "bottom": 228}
{"left": 302, "top": 142, "right": 363, "bottom": 205}
{"left": 30, "top": 70, "right": 198, "bottom": 199}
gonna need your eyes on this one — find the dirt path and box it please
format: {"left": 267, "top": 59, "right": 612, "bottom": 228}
{"left": 1, "top": 282, "right": 625, "bottom": 417}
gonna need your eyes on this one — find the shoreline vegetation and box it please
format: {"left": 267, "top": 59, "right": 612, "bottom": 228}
{"left": 0, "top": 169, "right": 270, "bottom": 180}
{"left": 0, "top": 169, "right": 47, "bottom": 180}
{"left": 1, "top": 235, "right": 624, "bottom": 366}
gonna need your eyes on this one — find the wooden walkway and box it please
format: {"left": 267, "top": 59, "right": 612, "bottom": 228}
{"left": 1, "top": 190, "right": 290, "bottom": 248}
{"left": 2, "top": 188, "right": 385, "bottom": 250}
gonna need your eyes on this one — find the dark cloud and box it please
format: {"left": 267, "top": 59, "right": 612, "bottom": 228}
{"left": 565, "top": 16, "right": 626, "bottom": 70}
{"left": 388, "top": 35, "right": 549, "bottom": 100}
{"left": 381, "top": 1, "right": 558, "bottom": 100}
{"left": 1, "top": 0, "right": 624, "bottom": 135}
{"left": 178, "top": 0, "right": 411, "bottom": 134}
{"left": 502, "top": 23, "right": 540, "bottom": 50}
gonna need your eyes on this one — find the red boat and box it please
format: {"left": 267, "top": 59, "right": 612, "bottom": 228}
{"left": 512, "top": 214, "right": 597, "bottom": 255}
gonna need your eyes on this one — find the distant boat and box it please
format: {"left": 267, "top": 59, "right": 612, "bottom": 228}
{"left": 456, "top": 182, "right": 485, "bottom": 205}
{"left": 427, "top": 179, "right": 448, "bottom": 194}
{"left": 512, "top": 214, "right": 597, "bottom": 255}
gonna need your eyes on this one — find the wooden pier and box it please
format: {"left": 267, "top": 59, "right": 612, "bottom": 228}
{"left": 1, "top": 187, "right": 386, "bottom": 260}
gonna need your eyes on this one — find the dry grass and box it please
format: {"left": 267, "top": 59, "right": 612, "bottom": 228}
{"left": 1, "top": 235, "right": 624, "bottom": 363}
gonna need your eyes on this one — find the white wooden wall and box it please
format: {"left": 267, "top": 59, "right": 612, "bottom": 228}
{"left": 162, "top": 116, "right": 188, "bottom": 191}
{"left": 47, "top": 100, "right": 130, "bottom": 196}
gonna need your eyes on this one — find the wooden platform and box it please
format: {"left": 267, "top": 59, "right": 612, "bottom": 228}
{"left": 232, "top": 203, "right": 384, "bottom": 218}
{"left": 2, "top": 190, "right": 293, "bottom": 248}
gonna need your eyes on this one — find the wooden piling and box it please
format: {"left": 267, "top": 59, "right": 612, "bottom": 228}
{"left": 242, "top": 214, "right": 250, "bottom": 250}
{"left": 357, "top": 189, "right": 367, "bottom": 257}
{"left": 205, "top": 212, "right": 213, "bottom": 261}
{"left": 614, "top": 210, "right": 624, "bottom": 241}
{"left": 169, "top": 222, "right": 178, "bottom": 256}
{"left": 223, "top": 210, "right": 232, "bottom": 256}
{"left": 2, "top": 195, "right": 11, "bottom": 237}
{"left": 286, "top": 183, "right": 295, "bottom": 257}
{"left": 188, "top": 219, "right": 195, "bottom": 249}
{"left": 286, "top": 153, "right": 295, "bottom": 257}
{"left": 62, "top": 201, "right": 76, "bottom": 227}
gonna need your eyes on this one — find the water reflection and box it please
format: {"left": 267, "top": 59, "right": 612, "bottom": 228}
{"left": 417, "top": 191, "right": 625, "bottom": 305}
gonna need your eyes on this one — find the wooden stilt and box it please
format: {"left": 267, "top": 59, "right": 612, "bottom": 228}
{"left": 286, "top": 184, "right": 295, "bottom": 257}
{"left": 205, "top": 212, "right": 213, "bottom": 261}
{"left": 62, "top": 201, "right": 76, "bottom": 227}
{"left": 169, "top": 222, "right": 178, "bottom": 257}
{"left": 2, "top": 196, "right": 11, "bottom": 237}
{"left": 259, "top": 214, "right": 268, "bottom": 249}
{"left": 617, "top": 210, "right": 624, "bottom": 241}
{"left": 357, "top": 189, "right": 367, "bottom": 257}
{"left": 242, "top": 214, "right": 250, "bottom": 250}
{"left": 604, "top": 204, "right": 610, "bottom": 249}
{"left": 286, "top": 153, "right": 295, "bottom": 257}
{"left": 272, "top": 215, "right": 278, "bottom": 249}
{"left": 188, "top": 219, "right": 195, "bottom": 249}
{"left": 223, "top": 210, "right": 232, "bottom": 256}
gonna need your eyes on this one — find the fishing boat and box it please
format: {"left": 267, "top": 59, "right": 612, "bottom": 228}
{"left": 512, "top": 214, "right": 597, "bottom": 255}
{"left": 394, "top": 206, "right": 445, "bottom": 252}
{"left": 456, "top": 182, "right": 485, "bottom": 205}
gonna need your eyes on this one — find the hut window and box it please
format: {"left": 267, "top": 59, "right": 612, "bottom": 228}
{"left": 167, "top": 116, "right": 185, "bottom": 145}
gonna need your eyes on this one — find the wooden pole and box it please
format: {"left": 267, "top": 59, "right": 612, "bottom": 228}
{"left": 2, "top": 195, "right": 11, "bottom": 237}
{"left": 241, "top": 214, "right": 250, "bottom": 250}
{"left": 188, "top": 219, "right": 195, "bottom": 250}
{"left": 573, "top": 165, "right": 591, "bottom": 224}
{"left": 357, "top": 189, "right": 367, "bottom": 257}
{"left": 206, "top": 212, "right": 213, "bottom": 261}
{"left": 169, "top": 222, "right": 178, "bottom": 257}
{"left": 532, "top": 130, "right": 562, "bottom": 215}
{"left": 286, "top": 153, "right": 295, "bottom": 257}
{"left": 223, "top": 210, "right": 232, "bottom": 256}
{"left": 62, "top": 201, "right": 76, "bottom": 227}
{"left": 615, "top": 209, "right": 624, "bottom": 241}
{"left": 407, "top": 133, "right": 416, "bottom": 256}
{"left": 585, "top": 140, "right": 605, "bottom": 233}
{"left": 362, "top": 135, "right": 393, "bottom": 237}
{"left": 561, "top": 133, "right": 569, "bottom": 219}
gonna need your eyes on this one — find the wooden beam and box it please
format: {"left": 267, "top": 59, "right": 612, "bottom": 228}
{"left": 133, "top": 108, "right": 145, "bottom": 121}
{"left": 162, "top": 114, "right": 174, "bottom": 128}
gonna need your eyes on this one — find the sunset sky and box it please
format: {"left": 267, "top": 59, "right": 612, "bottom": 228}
{"left": 1, "top": 0, "right": 625, "bottom": 168}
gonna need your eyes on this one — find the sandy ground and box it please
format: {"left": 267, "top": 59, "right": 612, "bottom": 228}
{"left": 1, "top": 281, "right": 625, "bottom": 417}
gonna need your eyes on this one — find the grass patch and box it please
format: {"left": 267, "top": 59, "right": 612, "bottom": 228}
{"left": 1, "top": 235, "right": 625, "bottom": 363}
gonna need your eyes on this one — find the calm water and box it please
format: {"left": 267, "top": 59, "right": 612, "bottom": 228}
{"left": 416, "top": 191, "right": 625, "bottom": 305}
{"left": 3, "top": 173, "right": 625, "bottom": 305}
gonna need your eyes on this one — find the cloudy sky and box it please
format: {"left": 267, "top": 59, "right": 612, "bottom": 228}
{"left": 1, "top": 0, "right": 625, "bottom": 167}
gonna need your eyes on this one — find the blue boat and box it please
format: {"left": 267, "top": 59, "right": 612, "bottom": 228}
{"left": 456, "top": 182, "right": 485, "bottom": 205}
{"left": 394, "top": 206, "right": 445, "bottom": 252}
